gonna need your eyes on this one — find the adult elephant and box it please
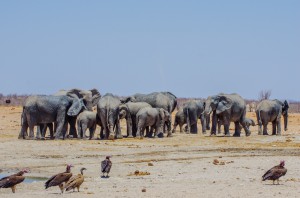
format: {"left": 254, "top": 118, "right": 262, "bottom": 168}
{"left": 256, "top": 100, "right": 289, "bottom": 135}
{"left": 18, "top": 95, "right": 86, "bottom": 140}
{"left": 123, "top": 91, "right": 177, "bottom": 137}
{"left": 204, "top": 93, "right": 250, "bottom": 137}
{"left": 118, "top": 102, "right": 151, "bottom": 137}
{"left": 183, "top": 100, "right": 206, "bottom": 134}
{"left": 97, "top": 93, "right": 122, "bottom": 140}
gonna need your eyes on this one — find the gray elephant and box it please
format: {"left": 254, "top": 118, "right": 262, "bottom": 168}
{"left": 123, "top": 92, "right": 177, "bottom": 137}
{"left": 118, "top": 102, "right": 151, "bottom": 137}
{"left": 256, "top": 99, "right": 289, "bottom": 135}
{"left": 172, "top": 108, "right": 187, "bottom": 133}
{"left": 18, "top": 95, "right": 86, "bottom": 140}
{"left": 136, "top": 107, "right": 171, "bottom": 138}
{"left": 97, "top": 93, "right": 122, "bottom": 140}
{"left": 77, "top": 110, "right": 102, "bottom": 139}
{"left": 204, "top": 93, "right": 250, "bottom": 137}
{"left": 217, "top": 117, "right": 255, "bottom": 134}
{"left": 183, "top": 100, "right": 207, "bottom": 134}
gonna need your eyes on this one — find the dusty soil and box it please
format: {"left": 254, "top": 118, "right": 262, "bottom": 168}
{"left": 0, "top": 106, "right": 300, "bottom": 197}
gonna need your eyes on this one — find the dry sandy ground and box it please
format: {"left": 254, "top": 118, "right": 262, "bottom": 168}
{"left": 0, "top": 106, "right": 300, "bottom": 198}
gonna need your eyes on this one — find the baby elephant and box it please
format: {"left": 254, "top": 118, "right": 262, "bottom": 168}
{"left": 218, "top": 118, "right": 255, "bottom": 134}
{"left": 136, "top": 107, "right": 171, "bottom": 138}
{"left": 172, "top": 108, "right": 187, "bottom": 133}
{"left": 77, "top": 111, "right": 102, "bottom": 139}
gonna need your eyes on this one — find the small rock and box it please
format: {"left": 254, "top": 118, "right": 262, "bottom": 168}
{"left": 148, "top": 162, "right": 154, "bottom": 166}
{"left": 142, "top": 188, "right": 146, "bottom": 192}
{"left": 213, "top": 159, "right": 219, "bottom": 165}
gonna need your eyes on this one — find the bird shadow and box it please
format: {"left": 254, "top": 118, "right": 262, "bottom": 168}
{"left": 101, "top": 176, "right": 110, "bottom": 179}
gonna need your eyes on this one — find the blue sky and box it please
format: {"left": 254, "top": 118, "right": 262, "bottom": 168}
{"left": 0, "top": 1, "right": 299, "bottom": 99}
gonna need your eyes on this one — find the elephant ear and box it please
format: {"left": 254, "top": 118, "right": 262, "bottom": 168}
{"left": 216, "top": 96, "right": 232, "bottom": 114}
{"left": 67, "top": 98, "right": 86, "bottom": 116}
{"left": 119, "top": 104, "right": 129, "bottom": 117}
{"left": 66, "top": 89, "right": 81, "bottom": 99}
{"left": 120, "top": 96, "right": 135, "bottom": 104}
{"left": 159, "top": 108, "right": 165, "bottom": 120}
{"left": 90, "top": 89, "right": 101, "bottom": 106}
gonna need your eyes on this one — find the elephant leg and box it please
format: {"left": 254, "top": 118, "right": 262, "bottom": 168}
{"left": 272, "top": 121, "right": 277, "bottom": 135}
{"left": 224, "top": 124, "right": 231, "bottom": 136}
{"left": 263, "top": 123, "right": 268, "bottom": 135}
{"left": 210, "top": 112, "right": 217, "bottom": 135}
{"left": 132, "top": 116, "right": 137, "bottom": 137}
{"left": 81, "top": 123, "right": 88, "bottom": 139}
{"left": 89, "top": 124, "right": 96, "bottom": 140}
{"left": 206, "top": 115, "right": 210, "bottom": 130}
{"left": 217, "top": 120, "right": 221, "bottom": 134}
{"left": 200, "top": 115, "right": 206, "bottom": 134}
{"left": 172, "top": 122, "right": 177, "bottom": 133}
{"left": 116, "top": 120, "right": 123, "bottom": 139}
{"left": 233, "top": 122, "right": 240, "bottom": 137}
{"left": 179, "top": 124, "right": 183, "bottom": 133}
{"left": 36, "top": 125, "right": 42, "bottom": 139}
{"left": 55, "top": 115, "right": 66, "bottom": 139}
{"left": 48, "top": 123, "right": 54, "bottom": 139}
{"left": 277, "top": 119, "right": 282, "bottom": 136}
{"left": 28, "top": 125, "right": 35, "bottom": 140}
{"left": 258, "top": 123, "right": 263, "bottom": 135}
{"left": 99, "top": 110, "right": 108, "bottom": 139}
{"left": 68, "top": 117, "right": 77, "bottom": 138}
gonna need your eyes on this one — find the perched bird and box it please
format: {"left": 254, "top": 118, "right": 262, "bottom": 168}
{"left": 45, "top": 164, "right": 73, "bottom": 193}
{"left": 101, "top": 156, "right": 112, "bottom": 177}
{"left": 65, "top": 167, "right": 87, "bottom": 192}
{"left": 0, "top": 168, "right": 30, "bottom": 193}
{"left": 262, "top": 160, "right": 287, "bottom": 184}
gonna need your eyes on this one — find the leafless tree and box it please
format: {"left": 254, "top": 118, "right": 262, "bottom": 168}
{"left": 258, "top": 90, "right": 272, "bottom": 101}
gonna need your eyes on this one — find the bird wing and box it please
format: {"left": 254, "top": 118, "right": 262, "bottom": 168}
{"left": 65, "top": 175, "right": 84, "bottom": 191}
{"left": 45, "top": 173, "right": 72, "bottom": 188}
{"left": 101, "top": 160, "right": 108, "bottom": 172}
{"left": 0, "top": 176, "right": 25, "bottom": 188}
{"left": 262, "top": 166, "right": 287, "bottom": 181}
{"left": 106, "top": 161, "right": 112, "bottom": 173}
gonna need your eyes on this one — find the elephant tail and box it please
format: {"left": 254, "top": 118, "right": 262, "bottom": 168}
{"left": 186, "top": 109, "right": 190, "bottom": 132}
{"left": 257, "top": 110, "right": 262, "bottom": 126}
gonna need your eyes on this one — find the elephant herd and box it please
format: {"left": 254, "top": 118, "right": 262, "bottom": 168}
{"left": 18, "top": 89, "right": 289, "bottom": 140}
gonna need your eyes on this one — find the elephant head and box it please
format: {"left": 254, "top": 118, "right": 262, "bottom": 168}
{"left": 119, "top": 104, "right": 129, "bottom": 119}
{"left": 204, "top": 95, "right": 233, "bottom": 115}
{"left": 67, "top": 98, "right": 87, "bottom": 116}
{"left": 282, "top": 100, "right": 289, "bottom": 131}
{"left": 120, "top": 96, "right": 136, "bottom": 104}
{"left": 66, "top": 88, "right": 101, "bottom": 111}
{"left": 159, "top": 108, "right": 171, "bottom": 123}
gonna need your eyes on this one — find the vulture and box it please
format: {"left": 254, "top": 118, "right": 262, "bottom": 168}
{"left": 262, "top": 160, "right": 287, "bottom": 184}
{"left": 101, "top": 156, "right": 112, "bottom": 177}
{"left": 65, "top": 167, "right": 87, "bottom": 192}
{"left": 0, "top": 169, "right": 30, "bottom": 193}
{"left": 45, "top": 164, "right": 73, "bottom": 193}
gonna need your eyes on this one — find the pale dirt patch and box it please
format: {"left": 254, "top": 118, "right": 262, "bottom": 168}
{"left": 0, "top": 106, "right": 300, "bottom": 197}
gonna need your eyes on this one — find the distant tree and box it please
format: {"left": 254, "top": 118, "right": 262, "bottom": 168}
{"left": 258, "top": 90, "right": 272, "bottom": 101}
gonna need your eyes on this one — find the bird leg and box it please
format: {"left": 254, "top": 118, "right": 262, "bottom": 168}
{"left": 277, "top": 180, "right": 280, "bottom": 185}
{"left": 273, "top": 180, "right": 275, "bottom": 185}
{"left": 59, "top": 184, "right": 64, "bottom": 194}
{"left": 77, "top": 186, "right": 80, "bottom": 192}
{"left": 11, "top": 185, "right": 16, "bottom": 193}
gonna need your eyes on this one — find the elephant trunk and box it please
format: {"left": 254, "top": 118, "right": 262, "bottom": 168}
{"left": 284, "top": 114, "right": 288, "bottom": 131}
